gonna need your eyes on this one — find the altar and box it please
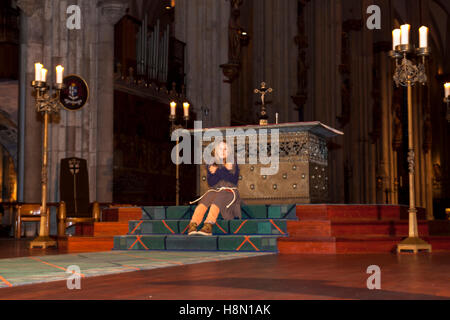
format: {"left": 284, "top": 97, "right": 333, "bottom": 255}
{"left": 192, "top": 122, "right": 343, "bottom": 205}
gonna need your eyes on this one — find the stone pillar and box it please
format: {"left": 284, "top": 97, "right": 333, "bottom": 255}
{"left": 305, "top": 0, "right": 344, "bottom": 203}
{"left": 346, "top": 0, "right": 375, "bottom": 204}
{"left": 96, "top": 0, "right": 128, "bottom": 203}
{"left": 252, "top": 0, "right": 298, "bottom": 123}
{"left": 175, "top": 0, "right": 231, "bottom": 128}
{"left": 17, "top": 0, "right": 44, "bottom": 203}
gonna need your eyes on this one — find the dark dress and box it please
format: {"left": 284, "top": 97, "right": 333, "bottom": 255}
{"left": 192, "top": 163, "right": 242, "bottom": 220}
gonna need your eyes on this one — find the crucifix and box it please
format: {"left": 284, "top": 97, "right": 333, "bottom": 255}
{"left": 254, "top": 82, "right": 273, "bottom": 125}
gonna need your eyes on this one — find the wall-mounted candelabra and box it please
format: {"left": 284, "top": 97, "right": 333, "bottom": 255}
{"left": 444, "top": 83, "right": 450, "bottom": 123}
{"left": 389, "top": 24, "right": 432, "bottom": 253}
{"left": 169, "top": 100, "right": 190, "bottom": 206}
{"left": 29, "top": 63, "right": 65, "bottom": 249}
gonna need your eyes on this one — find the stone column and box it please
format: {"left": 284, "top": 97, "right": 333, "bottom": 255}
{"left": 305, "top": 0, "right": 344, "bottom": 203}
{"left": 175, "top": 0, "right": 231, "bottom": 128}
{"left": 96, "top": 0, "right": 127, "bottom": 203}
{"left": 17, "top": 0, "right": 44, "bottom": 203}
{"left": 252, "top": 0, "right": 298, "bottom": 123}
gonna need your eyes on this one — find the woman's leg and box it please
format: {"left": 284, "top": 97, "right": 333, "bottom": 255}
{"left": 204, "top": 204, "right": 220, "bottom": 224}
{"left": 190, "top": 204, "right": 208, "bottom": 225}
{"left": 197, "top": 204, "right": 220, "bottom": 236}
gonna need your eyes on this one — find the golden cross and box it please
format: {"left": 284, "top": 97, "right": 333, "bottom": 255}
{"left": 254, "top": 82, "right": 273, "bottom": 106}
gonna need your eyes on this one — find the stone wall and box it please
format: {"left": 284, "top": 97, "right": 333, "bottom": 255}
{"left": 17, "top": 0, "right": 128, "bottom": 204}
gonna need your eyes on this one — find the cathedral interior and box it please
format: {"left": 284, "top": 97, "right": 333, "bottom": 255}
{"left": 1, "top": 0, "right": 448, "bottom": 219}
{"left": 0, "top": 0, "right": 449, "bottom": 301}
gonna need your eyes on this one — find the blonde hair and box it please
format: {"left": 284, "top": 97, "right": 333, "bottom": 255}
{"left": 213, "top": 141, "right": 230, "bottom": 164}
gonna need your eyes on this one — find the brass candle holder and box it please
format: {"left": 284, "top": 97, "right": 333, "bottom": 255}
{"left": 29, "top": 78, "right": 65, "bottom": 249}
{"left": 169, "top": 101, "right": 190, "bottom": 206}
{"left": 389, "top": 26, "right": 432, "bottom": 254}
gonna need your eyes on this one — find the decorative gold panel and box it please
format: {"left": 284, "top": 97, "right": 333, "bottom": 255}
{"left": 198, "top": 130, "right": 332, "bottom": 204}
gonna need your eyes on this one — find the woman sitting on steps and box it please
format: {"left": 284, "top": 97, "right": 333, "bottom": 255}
{"left": 188, "top": 141, "right": 242, "bottom": 236}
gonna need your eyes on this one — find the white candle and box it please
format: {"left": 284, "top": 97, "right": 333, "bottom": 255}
{"left": 392, "top": 29, "right": 401, "bottom": 50}
{"left": 445, "top": 83, "right": 450, "bottom": 98}
{"left": 419, "top": 26, "right": 428, "bottom": 48}
{"left": 41, "top": 68, "right": 48, "bottom": 83}
{"left": 183, "top": 102, "right": 190, "bottom": 118}
{"left": 56, "top": 65, "right": 64, "bottom": 84}
{"left": 400, "top": 24, "right": 410, "bottom": 45}
{"left": 170, "top": 101, "right": 176, "bottom": 117}
{"left": 35, "top": 63, "right": 43, "bottom": 81}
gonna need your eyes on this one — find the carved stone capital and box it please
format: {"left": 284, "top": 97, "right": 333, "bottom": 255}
{"left": 98, "top": 0, "right": 129, "bottom": 25}
{"left": 16, "top": 0, "right": 44, "bottom": 17}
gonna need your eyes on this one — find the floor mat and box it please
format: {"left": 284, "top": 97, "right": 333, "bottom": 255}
{"left": 0, "top": 251, "right": 273, "bottom": 288}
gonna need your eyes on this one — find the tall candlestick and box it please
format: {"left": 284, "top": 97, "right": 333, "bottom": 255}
{"left": 41, "top": 68, "right": 48, "bottom": 83}
{"left": 419, "top": 26, "right": 428, "bottom": 48}
{"left": 170, "top": 101, "right": 177, "bottom": 117}
{"left": 400, "top": 24, "right": 410, "bottom": 45}
{"left": 183, "top": 102, "right": 190, "bottom": 118}
{"left": 392, "top": 29, "right": 401, "bottom": 50}
{"left": 35, "top": 63, "right": 43, "bottom": 81}
{"left": 445, "top": 83, "right": 450, "bottom": 98}
{"left": 56, "top": 65, "right": 64, "bottom": 84}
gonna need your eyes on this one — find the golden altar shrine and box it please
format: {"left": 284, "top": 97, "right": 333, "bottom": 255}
{"left": 192, "top": 122, "right": 343, "bottom": 205}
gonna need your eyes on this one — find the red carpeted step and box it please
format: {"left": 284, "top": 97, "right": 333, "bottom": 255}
{"left": 278, "top": 235, "right": 403, "bottom": 254}
{"left": 423, "top": 236, "right": 450, "bottom": 251}
{"left": 428, "top": 220, "right": 450, "bottom": 236}
{"left": 296, "top": 204, "right": 427, "bottom": 221}
{"left": 277, "top": 236, "right": 336, "bottom": 254}
{"left": 75, "top": 222, "right": 130, "bottom": 236}
{"left": 102, "top": 207, "right": 142, "bottom": 222}
{"left": 334, "top": 235, "right": 401, "bottom": 253}
{"left": 279, "top": 235, "right": 450, "bottom": 254}
{"left": 57, "top": 236, "right": 115, "bottom": 253}
{"left": 330, "top": 220, "right": 429, "bottom": 237}
{"left": 286, "top": 220, "right": 332, "bottom": 237}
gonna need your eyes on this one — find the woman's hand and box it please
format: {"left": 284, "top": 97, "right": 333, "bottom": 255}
{"left": 224, "top": 163, "right": 233, "bottom": 171}
{"left": 208, "top": 165, "right": 218, "bottom": 174}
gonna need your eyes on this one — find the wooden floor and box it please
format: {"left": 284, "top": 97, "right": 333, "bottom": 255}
{"left": 0, "top": 238, "right": 66, "bottom": 259}
{"left": 0, "top": 247, "right": 449, "bottom": 299}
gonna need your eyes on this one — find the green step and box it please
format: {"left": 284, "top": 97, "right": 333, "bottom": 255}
{"left": 218, "top": 236, "right": 279, "bottom": 252}
{"left": 178, "top": 220, "right": 230, "bottom": 235}
{"left": 114, "top": 235, "right": 166, "bottom": 250}
{"left": 113, "top": 235, "right": 280, "bottom": 252}
{"left": 228, "top": 219, "right": 287, "bottom": 235}
{"left": 166, "top": 235, "right": 218, "bottom": 251}
{"left": 127, "top": 219, "right": 288, "bottom": 235}
{"left": 129, "top": 220, "right": 179, "bottom": 235}
{"left": 140, "top": 204, "right": 297, "bottom": 220}
{"left": 268, "top": 205, "right": 297, "bottom": 219}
